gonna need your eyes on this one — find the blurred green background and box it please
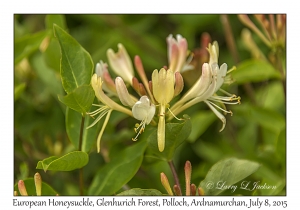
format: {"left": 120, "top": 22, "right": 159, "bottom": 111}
{"left": 14, "top": 14, "right": 286, "bottom": 195}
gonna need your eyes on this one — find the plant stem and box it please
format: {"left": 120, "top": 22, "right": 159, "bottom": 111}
{"left": 168, "top": 160, "right": 182, "bottom": 195}
{"left": 221, "top": 14, "right": 257, "bottom": 105}
{"left": 79, "top": 116, "right": 85, "bottom": 151}
{"left": 79, "top": 116, "right": 85, "bottom": 195}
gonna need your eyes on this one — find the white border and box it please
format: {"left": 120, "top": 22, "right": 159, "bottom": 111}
{"left": 3, "top": 0, "right": 298, "bottom": 208}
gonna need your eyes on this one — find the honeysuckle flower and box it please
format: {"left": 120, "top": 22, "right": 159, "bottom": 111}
{"left": 170, "top": 41, "right": 240, "bottom": 131}
{"left": 107, "top": 43, "right": 135, "bottom": 85}
{"left": 152, "top": 68, "right": 175, "bottom": 152}
{"left": 131, "top": 95, "right": 156, "bottom": 141}
{"left": 95, "top": 61, "right": 116, "bottom": 94}
{"left": 115, "top": 76, "right": 137, "bottom": 107}
{"left": 167, "top": 34, "right": 193, "bottom": 73}
{"left": 88, "top": 74, "right": 133, "bottom": 153}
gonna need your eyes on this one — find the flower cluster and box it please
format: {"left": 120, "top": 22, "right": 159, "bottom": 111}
{"left": 88, "top": 34, "right": 240, "bottom": 153}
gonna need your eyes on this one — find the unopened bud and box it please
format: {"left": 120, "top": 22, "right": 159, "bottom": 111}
{"left": 132, "top": 77, "right": 140, "bottom": 95}
{"left": 191, "top": 184, "right": 197, "bottom": 196}
{"left": 160, "top": 173, "right": 173, "bottom": 195}
{"left": 173, "top": 184, "right": 182, "bottom": 196}
{"left": 139, "top": 83, "right": 147, "bottom": 96}
{"left": 14, "top": 191, "right": 18, "bottom": 196}
{"left": 198, "top": 187, "right": 205, "bottom": 196}
{"left": 174, "top": 72, "right": 184, "bottom": 97}
{"left": 184, "top": 161, "right": 192, "bottom": 196}
{"left": 102, "top": 71, "right": 116, "bottom": 93}
{"left": 34, "top": 172, "right": 42, "bottom": 196}
{"left": 18, "top": 180, "right": 28, "bottom": 196}
{"left": 115, "top": 77, "right": 136, "bottom": 107}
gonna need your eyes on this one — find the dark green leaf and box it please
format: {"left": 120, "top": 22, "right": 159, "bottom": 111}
{"left": 233, "top": 104, "right": 285, "bottom": 134}
{"left": 58, "top": 85, "right": 95, "bottom": 114}
{"left": 54, "top": 24, "right": 94, "bottom": 94}
{"left": 187, "top": 111, "right": 215, "bottom": 143}
{"left": 199, "top": 158, "right": 260, "bottom": 195}
{"left": 88, "top": 141, "right": 147, "bottom": 195}
{"left": 66, "top": 107, "right": 101, "bottom": 152}
{"left": 14, "top": 178, "right": 57, "bottom": 196}
{"left": 14, "top": 82, "right": 26, "bottom": 101}
{"left": 232, "top": 59, "right": 281, "bottom": 84}
{"left": 36, "top": 151, "right": 89, "bottom": 172}
{"left": 117, "top": 188, "right": 163, "bottom": 196}
{"left": 14, "top": 30, "right": 49, "bottom": 64}
{"left": 147, "top": 115, "right": 191, "bottom": 161}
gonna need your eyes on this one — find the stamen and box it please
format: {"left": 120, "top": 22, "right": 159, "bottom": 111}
{"left": 86, "top": 105, "right": 111, "bottom": 129}
{"left": 167, "top": 107, "right": 184, "bottom": 121}
{"left": 132, "top": 119, "right": 147, "bottom": 141}
{"left": 226, "top": 66, "right": 236, "bottom": 74}
{"left": 206, "top": 101, "right": 233, "bottom": 116}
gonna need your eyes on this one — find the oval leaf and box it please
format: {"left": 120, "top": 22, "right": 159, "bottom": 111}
{"left": 36, "top": 151, "right": 89, "bottom": 172}
{"left": 232, "top": 59, "right": 281, "bottom": 84}
{"left": 199, "top": 158, "right": 260, "bottom": 195}
{"left": 54, "top": 24, "right": 94, "bottom": 94}
{"left": 88, "top": 141, "right": 147, "bottom": 195}
{"left": 14, "top": 178, "right": 57, "bottom": 196}
{"left": 58, "top": 85, "right": 95, "bottom": 114}
{"left": 147, "top": 115, "right": 191, "bottom": 161}
{"left": 117, "top": 188, "right": 162, "bottom": 196}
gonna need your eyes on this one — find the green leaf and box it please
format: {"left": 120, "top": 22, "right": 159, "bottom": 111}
{"left": 58, "top": 85, "right": 95, "bottom": 114}
{"left": 117, "top": 188, "right": 163, "bottom": 196}
{"left": 31, "top": 53, "right": 64, "bottom": 97}
{"left": 45, "top": 15, "right": 67, "bottom": 30}
{"left": 88, "top": 141, "right": 147, "bottom": 195}
{"left": 36, "top": 151, "right": 89, "bottom": 172}
{"left": 199, "top": 158, "right": 260, "bottom": 195}
{"left": 14, "top": 178, "right": 57, "bottom": 196}
{"left": 147, "top": 115, "right": 191, "bottom": 161}
{"left": 187, "top": 111, "right": 215, "bottom": 143}
{"left": 234, "top": 104, "right": 285, "bottom": 134}
{"left": 14, "top": 82, "right": 26, "bottom": 101}
{"left": 14, "top": 30, "right": 49, "bottom": 64}
{"left": 54, "top": 24, "right": 94, "bottom": 94}
{"left": 66, "top": 107, "right": 101, "bottom": 152}
{"left": 276, "top": 129, "right": 286, "bottom": 169}
{"left": 232, "top": 59, "right": 281, "bottom": 84}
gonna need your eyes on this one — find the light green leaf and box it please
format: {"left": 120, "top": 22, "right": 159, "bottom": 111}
{"left": 187, "top": 111, "right": 215, "bottom": 143}
{"left": 14, "top": 30, "right": 49, "bottom": 64}
{"left": 199, "top": 158, "right": 260, "bottom": 195}
{"left": 36, "top": 151, "right": 89, "bottom": 172}
{"left": 88, "top": 141, "right": 147, "bottom": 195}
{"left": 58, "top": 85, "right": 95, "bottom": 114}
{"left": 117, "top": 188, "right": 163, "bottom": 196}
{"left": 14, "top": 178, "right": 57, "bottom": 196}
{"left": 232, "top": 59, "right": 282, "bottom": 84}
{"left": 66, "top": 107, "right": 101, "bottom": 152}
{"left": 147, "top": 115, "right": 191, "bottom": 161}
{"left": 54, "top": 24, "right": 94, "bottom": 94}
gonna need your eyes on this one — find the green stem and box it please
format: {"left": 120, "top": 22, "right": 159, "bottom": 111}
{"left": 79, "top": 116, "right": 85, "bottom": 195}
{"left": 168, "top": 160, "right": 182, "bottom": 195}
